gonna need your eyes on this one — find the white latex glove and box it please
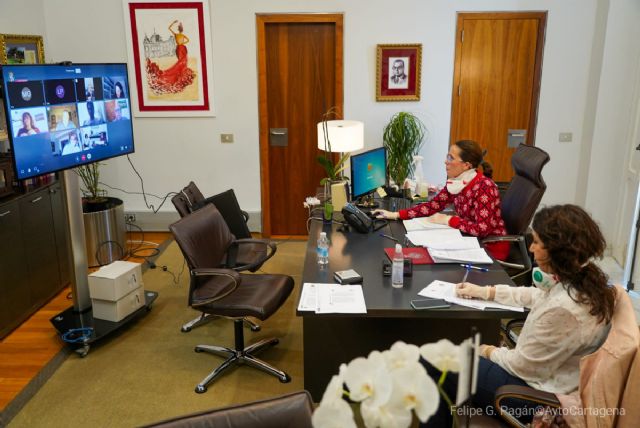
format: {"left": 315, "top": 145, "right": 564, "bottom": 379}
{"left": 371, "top": 209, "right": 399, "bottom": 220}
{"left": 455, "top": 282, "right": 492, "bottom": 300}
{"left": 429, "top": 213, "right": 452, "bottom": 225}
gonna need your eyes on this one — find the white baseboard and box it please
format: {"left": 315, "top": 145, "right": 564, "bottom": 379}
{"left": 125, "top": 210, "right": 262, "bottom": 233}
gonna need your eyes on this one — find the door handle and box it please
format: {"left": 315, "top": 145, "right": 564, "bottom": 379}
{"left": 31, "top": 196, "right": 43, "bottom": 203}
{"left": 269, "top": 128, "right": 288, "bottom": 146}
{"left": 507, "top": 129, "right": 527, "bottom": 148}
{"left": 0, "top": 210, "right": 10, "bottom": 217}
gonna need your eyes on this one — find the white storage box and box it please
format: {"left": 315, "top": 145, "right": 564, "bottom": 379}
{"left": 89, "top": 261, "right": 143, "bottom": 301}
{"left": 92, "top": 286, "right": 145, "bottom": 322}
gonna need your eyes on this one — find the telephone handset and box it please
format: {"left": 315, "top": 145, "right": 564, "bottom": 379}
{"left": 342, "top": 203, "right": 387, "bottom": 233}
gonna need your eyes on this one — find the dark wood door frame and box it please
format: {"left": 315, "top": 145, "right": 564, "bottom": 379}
{"left": 256, "top": 13, "right": 343, "bottom": 237}
{"left": 450, "top": 11, "right": 547, "bottom": 149}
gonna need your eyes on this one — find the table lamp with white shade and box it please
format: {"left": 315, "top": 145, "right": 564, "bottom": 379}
{"left": 317, "top": 120, "right": 364, "bottom": 211}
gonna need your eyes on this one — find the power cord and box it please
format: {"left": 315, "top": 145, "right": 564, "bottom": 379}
{"left": 126, "top": 154, "right": 176, "bottom": 213}
{"left": 62, "top": 327, "right": 94, "bottom": 344}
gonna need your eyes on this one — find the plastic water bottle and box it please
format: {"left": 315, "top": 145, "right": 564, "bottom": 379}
{"left": 317, "top": 232, "right": 329, "bottom": 265}
{"left": 392, "top": 243, "right": 404, "bottom": 288}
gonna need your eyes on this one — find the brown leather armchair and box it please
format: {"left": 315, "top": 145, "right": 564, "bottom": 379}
{"left": 171, "top": 182, "right": 277, "bottom": 333}
{"left": 142, "top": 391, "right": 314, "bottom": 428}
{"left": 169, "top": 204, "right": 294, "bottom": 393}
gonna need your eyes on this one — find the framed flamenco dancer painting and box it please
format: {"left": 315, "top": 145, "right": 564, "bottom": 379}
{"left": 123, "top": 0, "right": 214, "bottom": 116}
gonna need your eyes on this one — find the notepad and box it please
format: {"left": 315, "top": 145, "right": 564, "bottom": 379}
{"left": 418, "top": 280, "right": 524, "bottom": 312}
{"left": 298, "top": 283, "right": 367, "bottom": 314}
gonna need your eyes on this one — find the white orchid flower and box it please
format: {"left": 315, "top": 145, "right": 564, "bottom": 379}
{"left": 388, "top": 361, "right": 440, "bottom": 422}
{"left": 320, "top": 374, "right": 346, "bottom": 404}
{"left": 312, "top": 394, "right": 356, "bottom": 428}
{"left": 361, "top": 398, "right": 412, "bottom": 428}
{"left": 383, "top": 341, "right": 420, "bottom": 369}
{"left": 344, "top": 356, "right": 392, "bottom": 405}
{"left": 420, "top": 339, "right": 461, "bottom": 372}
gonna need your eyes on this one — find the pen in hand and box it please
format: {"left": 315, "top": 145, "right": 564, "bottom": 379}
{"left": 459, "top": 264, "right": 489, "bottom": 272}
{"left": 461, "top": 267, "right": 470, "bottom": 284}
{"left": 379, "top": 233, "right": 398, "bottom": 242}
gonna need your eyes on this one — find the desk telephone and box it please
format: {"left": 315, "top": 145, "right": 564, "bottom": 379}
{"left": 342, "top": 203, "right": 387, "bottom": 233}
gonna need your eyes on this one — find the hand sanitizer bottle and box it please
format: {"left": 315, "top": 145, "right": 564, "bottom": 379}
{"left": 392, "top": 243, "right": 404, "bottom": 288}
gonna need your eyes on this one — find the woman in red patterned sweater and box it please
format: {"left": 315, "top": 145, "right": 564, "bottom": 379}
{"left": 373, "top": 140, "right": 510, "bottom": 260}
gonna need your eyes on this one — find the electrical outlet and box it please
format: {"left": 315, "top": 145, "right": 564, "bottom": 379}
{"left": 125, "top": 213, "right": 136, "bottom": 223}
{"left": 559, "top": 132, "right": 573, "bottom": 142}
{"left": 221, "top": 133, "right": 234, "bottom": 143}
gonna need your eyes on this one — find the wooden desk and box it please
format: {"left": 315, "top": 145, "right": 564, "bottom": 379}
{"left": 297, "top": 219, "right": 519, "bottom": 401}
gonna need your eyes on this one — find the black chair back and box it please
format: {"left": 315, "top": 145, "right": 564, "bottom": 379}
{"left": 169, "top": 204, "right": 234, "bottom": 271}
{"left": 500, "top": 144, "right": 550, "bottom": 235}
{"left": 194, "top": 189, "right": 251, "bottom": 239}
{"left": 171, "top": 181, "right": 205, "bottom": 218}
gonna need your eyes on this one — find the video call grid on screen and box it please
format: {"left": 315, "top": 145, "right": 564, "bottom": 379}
{"left": 0, "top": 64, "right": 134, "bottom": 180}
{"left": 350, "top": 147, "right": 387, "bottom": 200}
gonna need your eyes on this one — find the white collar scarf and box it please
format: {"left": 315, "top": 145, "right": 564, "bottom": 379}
{"left": 446, "top": 169, "right": 477, "bottom": 195}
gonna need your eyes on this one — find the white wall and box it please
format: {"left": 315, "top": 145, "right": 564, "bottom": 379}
{"left": 21, "top": 1, "right": 634, "bottom": 243}
{"left": 0, "top": 0, "right": 46, "bottom": 42}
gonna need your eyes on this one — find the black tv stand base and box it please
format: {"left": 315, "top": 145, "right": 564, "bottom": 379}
{"left": 50, "top": 290, "right": 158, "bottom": 357}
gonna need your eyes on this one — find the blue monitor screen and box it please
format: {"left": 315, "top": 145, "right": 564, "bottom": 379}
{"left": 350, "top": 147, "right": 387, "bottom": 200}
{"left": 0, "top": 63, "right": 134, "bottom": 180}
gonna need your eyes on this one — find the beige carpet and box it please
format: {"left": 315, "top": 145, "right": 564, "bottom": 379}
{"left": 8, "top": 239, "right": 306, "bottom": 428}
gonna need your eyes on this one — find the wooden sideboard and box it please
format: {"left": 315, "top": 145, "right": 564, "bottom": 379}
{"left": 0, "top": 181, "right": 71, "bottom": 338}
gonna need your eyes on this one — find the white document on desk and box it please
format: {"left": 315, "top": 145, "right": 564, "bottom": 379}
{"left": 426, "top": 237, "right": 480, "bottom": 251}
{"left": 418, "top": 280, "right": 524, "bottom": 312}
{"left": 403, "top": 218, "right": 452, "bottom": 232}
{"left": 298, "top": 283, "right": 319, "bottom": 312}
{"left": 428, "top": 248, "right": 493, "bottom": 264}
{"left": 406, "top": 229, "right": 463, "bottom": 247}
{"left": 315, "top": 284, "right": 367, "bottom": 314}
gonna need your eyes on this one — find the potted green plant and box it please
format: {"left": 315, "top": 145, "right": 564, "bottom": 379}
{"left": 75, "top": 163, "right": 126, "bottom": 267}
{"left": 383, "top": 112, "right": 426, "bottom": 193}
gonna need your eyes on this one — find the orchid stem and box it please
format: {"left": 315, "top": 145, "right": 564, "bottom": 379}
{"left": 437, "top": 370, "right": 458, "bottom": 428}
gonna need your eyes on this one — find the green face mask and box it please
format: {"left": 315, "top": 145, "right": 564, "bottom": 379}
{"left": 532, "top": 267, "right": 557, "bottom": 291}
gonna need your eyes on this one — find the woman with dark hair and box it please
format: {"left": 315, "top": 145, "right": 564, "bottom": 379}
{"left": 422, "top": 204, "right": 615, "bottom": 426}
{"left": 373, "top": 139, "right": 509, "bottom": 260}
{"left": 17, "top": 111, "right": 40, "bottom": 136}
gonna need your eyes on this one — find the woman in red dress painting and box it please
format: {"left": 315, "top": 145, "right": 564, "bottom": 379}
{"left": 146, "top": 20, "right": 196, "bottom": 94}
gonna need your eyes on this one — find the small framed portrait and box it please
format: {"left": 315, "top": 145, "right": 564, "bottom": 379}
{"left": 0, "top": 34, "right": 45, "bottom": 65}
{"left": 376, "top": 44, "right": 422, "bottom": 101}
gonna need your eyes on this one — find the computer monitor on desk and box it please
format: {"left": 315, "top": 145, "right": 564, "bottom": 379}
{"left": 350, "top": 146, "right": 386, "bottom": 208}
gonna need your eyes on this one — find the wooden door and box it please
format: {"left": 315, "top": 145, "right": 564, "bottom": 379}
{"left": 257, "top": 14, "right": 343, "bottom": 237}
{"left": 450, "top": 12, "right": 546, "bottom": 182}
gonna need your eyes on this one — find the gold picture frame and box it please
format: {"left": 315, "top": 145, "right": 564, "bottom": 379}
{"left": 376, "top": 43, "right": 422, "bottom": 101}
{"left": 0, "top": 34, "right": 45, "bottom": 64}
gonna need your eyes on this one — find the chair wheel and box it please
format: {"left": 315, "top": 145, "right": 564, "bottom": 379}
{"left": 195, "top": 385, "right": 207, "bottom": 393}
{"left": 181, "top": 326, "right": 192, "bottom": 332}
{"left": 279, "top": 373, "right": 291, "bottom": 383}
{"left": 250, "top": 325, "right": 261, "bottom": 332}
{"left": 195, "top": 347, "right": 203, "bottom": 353}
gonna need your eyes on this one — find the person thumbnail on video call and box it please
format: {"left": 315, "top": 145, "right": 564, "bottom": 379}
{"left": 75, "top": 77, "right": 104, "bottom": 101}
{"left": 104, "top": 99, "right": 130, "bottom": 122}
{"left": 81, "top": 125, "right": 109, "bottom": 149}
{"left": 11, "top": 107, "right": 48, "bottom": 138}
{"left": 78, "top": 100, "right": 106, "bottom": 126}
{"left": 47, "top": 105, "right": 79, "bottom": 132}
{"left": 103, "top": 76, "right": 126, "bottom": 99}
{"left": 51, "top": 130, "right": 83, "bottom": 156}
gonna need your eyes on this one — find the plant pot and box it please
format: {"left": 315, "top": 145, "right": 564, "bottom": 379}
{"left": 82, "top": 196, "right": 126, "bottom": 267}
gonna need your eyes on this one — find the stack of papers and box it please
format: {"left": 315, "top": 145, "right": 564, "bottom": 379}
{"left": 418, "top": 280, "right": 524, "bottom": 312}
{"left": 405, "top": 228, "right": 493, "bottom": 264}
{"left": 403, "top": 218, "right": 452, "bottom": 231}
{"left": 298, "top": 283, "right": 367, "bottom": 314}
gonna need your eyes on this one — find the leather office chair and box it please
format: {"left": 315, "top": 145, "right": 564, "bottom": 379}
{"left": 169, "top": 204, "right": 294, "bottom": 393}
{"left": 142, "top": 391, "right": 314, "bottom": 428}
{"left": 171, "top": 182, "right": 277, "bottom": 333}
{"left": 172, "top": 181, "right": 250, "bottom": 237}
{"left": 465, "top": 285, "right": 639, "bottom": 428}
{"left": 482, "top": 144, "right": 550, "bottom": 285}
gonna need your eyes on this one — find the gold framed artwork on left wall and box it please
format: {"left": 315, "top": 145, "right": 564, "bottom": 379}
{"left": 0, "top": 34, "right": 45, "bottom": 64}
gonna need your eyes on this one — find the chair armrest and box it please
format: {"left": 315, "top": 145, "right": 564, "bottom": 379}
{"left": 482, "top": 234, "right": 532, "bottom": 273}
{"left": 189, "top": 268, "right": 240, "bottom": 306}
{"left": 229, "top": 239, "right": 277, "bottom": 272}
{"left": 494, "top": 385, "right": 560, "bottom": 428}
{"left": 501, "top": 318, "right": 525, "bottom": 348}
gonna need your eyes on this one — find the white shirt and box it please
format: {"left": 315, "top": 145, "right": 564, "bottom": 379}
{"left": 490, "top": 282, "right": 609, "bottom": 394}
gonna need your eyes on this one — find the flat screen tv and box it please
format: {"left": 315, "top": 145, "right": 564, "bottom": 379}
{"left": 0, "top": 63, "right": 134, "bottom": 180}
